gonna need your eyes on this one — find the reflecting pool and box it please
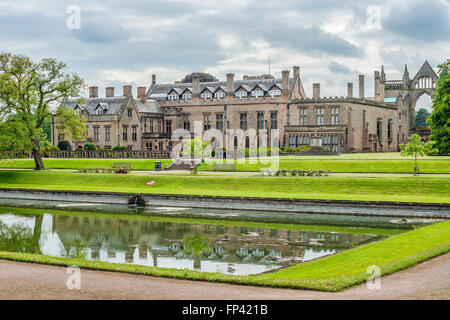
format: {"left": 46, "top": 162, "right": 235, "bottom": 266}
{"left": 0, "top": 207, "right": 388, "bottom": 275}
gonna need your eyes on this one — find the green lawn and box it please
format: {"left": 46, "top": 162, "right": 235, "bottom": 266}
{"left": 0, "top": 170, "right": 449, "bottom": 203}
{"left": 1, "top": 220, "right": 448, "bottom": 291}
{"left": 0, "top": 159, "right": 171, "bottom": 170}
{"left": 1, "top": 154, "right": 449, "bottom": 174}
{"left": 199, "top": 159, "right": 450, "bottom": 173}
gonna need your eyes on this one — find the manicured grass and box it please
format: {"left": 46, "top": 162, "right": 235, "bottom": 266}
{"left": 1, "top": 154, "right": 449, "bottom": 174}
{"left": 198, "top": 159, "right": 450, "bottom": 173}
{"left": 1, "top": 220, "right": 448, "bottom": 291}
{"left": 0, "top": 170, "right": 449, "bottom": 203}
{"left": 278, "top": 152, "right": 450, "bottom": 160}
{"left": 0, "top": 159, "right": 172, "bottom": 170}
{"left": 0, "top": 206, "right": 403, "bottom": 236}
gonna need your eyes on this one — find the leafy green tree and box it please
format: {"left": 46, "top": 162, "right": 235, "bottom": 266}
{"left": 0, "top": 53, "right": 86, "bottom": 170}
{"left": 428, "top": 60, "right": 450, "bottom": 155}
{"left": 184, "top": 235, "right": 210, "bottom": 269}
{"left": 0, "top": 116, "right": 33, "bottom": 154}
{"left": 181, "top": 72, "right": 218, "bottom": 83}
{"left": 400, "top": 134, "right": 435, "bottom": 175}
{"left": 415, "top": 108, "right": 431, "bottom": 127}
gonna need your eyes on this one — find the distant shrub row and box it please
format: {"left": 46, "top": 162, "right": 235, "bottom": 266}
{"left": 260, "top": 168, "right": 330, "bottom": 176}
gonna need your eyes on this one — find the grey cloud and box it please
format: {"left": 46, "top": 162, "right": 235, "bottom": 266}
{"left": 328, "top": 61, "right": 352, "bottom": 74}
{"left": 383, "top": 0, "right": 450, "bottom": 42}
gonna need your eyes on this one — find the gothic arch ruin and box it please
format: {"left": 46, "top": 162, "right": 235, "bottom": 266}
{"left": 382, "top": 61, "right": 437, "bottom": 140}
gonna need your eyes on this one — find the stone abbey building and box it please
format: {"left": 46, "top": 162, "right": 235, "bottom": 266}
{"left": 52, "top": 61, "right": 437, "bottom": 153}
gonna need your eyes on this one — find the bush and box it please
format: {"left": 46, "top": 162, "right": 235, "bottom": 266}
{"left": 57, "top": 140, "right": 71, "bottom": 151}
{"left": 41, "top": 145, "right": 60, "bottom": 157}
{"left": 84, "top": 142, "right": 96, "bottom": 150}
{"left": 113, "top": 146, "right": 127, "bottom": 151}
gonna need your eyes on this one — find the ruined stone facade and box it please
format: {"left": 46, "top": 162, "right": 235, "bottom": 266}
{"left": 52, "top": 62, "right": 436, "bottom": 153}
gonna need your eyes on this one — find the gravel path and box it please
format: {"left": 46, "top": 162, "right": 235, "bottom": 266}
{"left": 0, "top": 253, "right": 448, "bottom": 300}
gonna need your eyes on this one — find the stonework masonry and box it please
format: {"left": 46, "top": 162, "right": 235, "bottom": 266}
{"left": 52, "top": 62, "right": 436, "bottom": 153}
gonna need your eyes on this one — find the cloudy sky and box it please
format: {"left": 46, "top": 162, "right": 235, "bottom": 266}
{"left": 0, "top": 0, "right": 449, "bottom": 101}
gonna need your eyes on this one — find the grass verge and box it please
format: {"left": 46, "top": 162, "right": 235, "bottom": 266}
{"left": 0, "top": 220, "right": 448, "bottom": 291}
{"left": 0, "top": 170, "right": 449, "bottom": 203}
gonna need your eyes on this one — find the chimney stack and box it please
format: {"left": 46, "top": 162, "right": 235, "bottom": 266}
{"left": 137, "top": 87, "right": 146, "bottom": 102}
{"left": 192, "top": 75, "right": 200, "bottom": 97}
{"left": 312, "top": 83, "right": 320, "bottom": 98}
{"left": 281, "top": 70, "right": 290, "bottom": 93}
{"left": 347, "top": 83, "right": 353, "bottom": 97}
{"left": 123, "top": 85, "right": 132, "bottom": 96}
{"left": 89, "top": 86, "right": 98, "bottom": 98}
{"left": 226, "top": 73, "right": 235, "bottom": 95}
{"left": 359, "top": 75, "right": 365, "bottom": 99}
{"left": 374, "top": 71, "right": 380, "bottom": 99}
{"left": 151, "top": 74, "right": 156, "bottom": 85}
{"left": 105, "top": 87, "right": 114, "bottom": 97}
{"left": 293, "top": 66, "right": 300, "bottom": 82}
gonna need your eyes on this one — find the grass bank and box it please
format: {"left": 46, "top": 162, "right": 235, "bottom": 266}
{"left": 0, "top": 170, "right": 449, "bottom": 203}
{"left": 1, "top": 220, "right": 448, "bottom": 291}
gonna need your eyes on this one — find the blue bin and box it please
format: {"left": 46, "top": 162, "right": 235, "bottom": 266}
{"left": 155, "top": 161, "right": 162, "bottom": 171}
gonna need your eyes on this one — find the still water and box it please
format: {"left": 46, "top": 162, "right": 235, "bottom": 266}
{"left": 0, "top": 207, "right": 386, "bottom": 275}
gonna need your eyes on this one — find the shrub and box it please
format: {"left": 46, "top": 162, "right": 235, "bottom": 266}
{"left": 57, "top": 140, "right": 71, "bottom": 151}
{"left": 84, "top": 142, "right": 96, "bottom": 150}
{"left": 41, "top": 145, "right": 60, "bottom": 157}
{"left": 113, "top": 146, "right": 127, "bottom": 151}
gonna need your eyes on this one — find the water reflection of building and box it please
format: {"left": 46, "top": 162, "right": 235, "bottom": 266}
{"left": 52, "top": 215, "right": 377, "bottom": 268}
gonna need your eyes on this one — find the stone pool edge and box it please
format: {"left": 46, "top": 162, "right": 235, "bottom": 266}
{"left": 0, "top": 187, "right": 449, "bottom": 218}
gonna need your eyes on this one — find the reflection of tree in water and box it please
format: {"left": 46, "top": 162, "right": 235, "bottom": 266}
{"left": 184, "top": 235, "right": 211, "bottom": 269}
{"left": 0, "top": 221, "right": 40, "bottom": 254}
{"left": 64, "top": 239, "right": 88, "bottom": 259}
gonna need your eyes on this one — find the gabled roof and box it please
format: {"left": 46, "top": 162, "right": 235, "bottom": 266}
{"left": 236, "top": 85, "right": 251, "bottom": 92}
{"left": 147, "top": 77, "right": 303, "bottom": 99}
{"left": 200, "top": 86, "right": 215, "bottom": 94}
{"left": 252, "top": 84, "right": 267, "bottom": 91}
{"left": 167, "top": 88, "right": 183, "bottom": 95}
{"left": 96, "top": 103, "right": 109, "bottom": 110}
{"left": 213, "top": 86, "right": 227, "bottom": 93}
{"left": 65, "top": 96, "right": 127, "bottom": 115}
{"left": 413, "top": 61, "right": 438, "bottom": 81}
{"left": 181, "top": 87, "right": 192, "bottom": 94}
{"left": 268, "top": 83, "right": 282, "bottom": 90}
{"left": 64, "top": 96, "right": 162, "bottom": 116}
{"left": 136, "top": 100, "right": 163, "bottom": 114}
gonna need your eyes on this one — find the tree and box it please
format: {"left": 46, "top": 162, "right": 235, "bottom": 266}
{"left": 184, "top": 235, "right": 210, "bottom": 269}
{"left": 428, "top": 59, "right": 450, "bottom": 155}
{"left": 180, "top": 72, "right": 218, "bottom": 83}
{"left": 415, "top": 108, "right": 431, "bottom": 127}
{"left": 0, "top": 53, "right": 86, "bottom": 170}
{"left": 399, "top": 134, "right": 435, "bottom": 176}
